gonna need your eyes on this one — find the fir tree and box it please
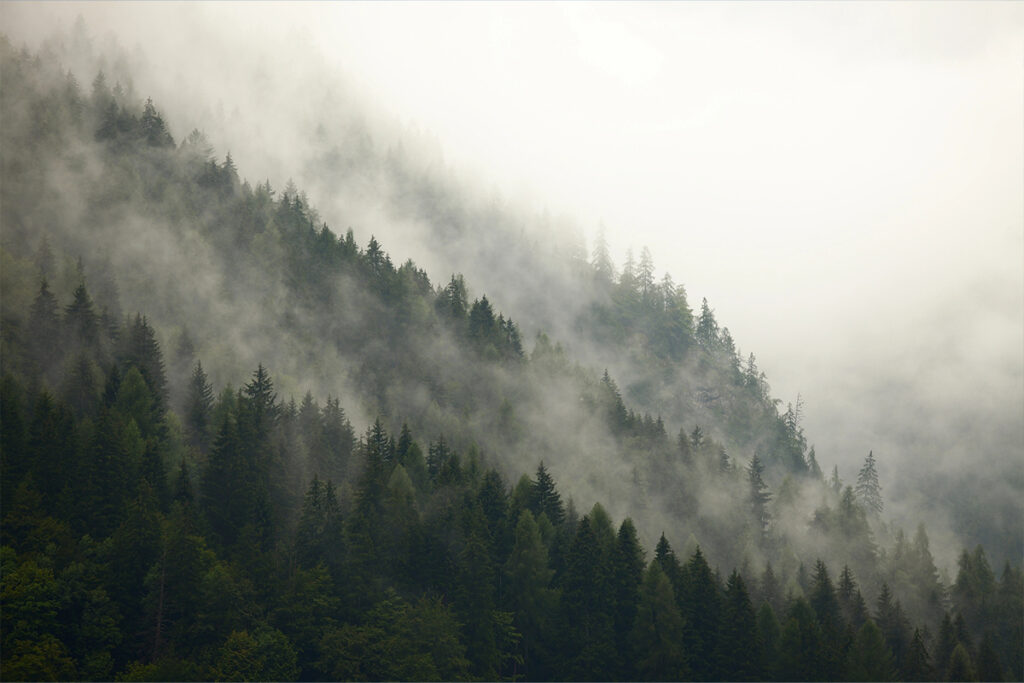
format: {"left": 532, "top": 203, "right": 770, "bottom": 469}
{"left": 855, "top": 450, "right": 883, "bottom": 514}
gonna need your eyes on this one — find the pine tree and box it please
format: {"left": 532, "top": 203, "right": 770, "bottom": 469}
{"left": 778, "top": 598, "right": 823, "bottom": 681}
{"left": 184, "top": 361, "right": 214, "bottom": 452}
{"left": 637, "top": 246, "right": 655, "bottom": 299}
{"left": 559, "top": 516, "right": 615, "bottom": 680}
{"left": 846, "top": 619, "right": 897, "bottom": 681}
{"left": 695, "top": 298, "right": 720, "bottom": 351}
{"left": 717, "top": 570, "right": 760, "bottom": 681}
{"left": 532, "top": 462, "right": 565, "bottom": 526}
{"left": 504, "top": 510, "right": 555, "bottom": 680}
{"left": 975, "top": 631, "right": 1004, "bottom": 682}
{"left": 809, "top": 559, "right": 846, "bottom": 680}
{"left": 65, "top": 282, "right": 99, "bottom": 347}
{"left": 683, "top": 547, "right": 722, "bottom": 680}
{"left": 902, "top": 627, "right": 934, "bottom": 681}
{"left": 609, "top": 518, "right": 645, "bottom": 679}
{"left": 855, "top": 451, "right": 883, "bottom": 514}
{"left": 946, "top": 642, "right": 977, "bottom": 682}
{"left": 27, "top": 279, "right": 62, "bottom": 377}
{"left": 591, "top": 226, "right": 615, "bottom": 283}
{"left": 123, "top": 314, "right": 168, "bottom": 414}
{"left": 631, "top": 562, "right": 687, "bottom": 681}
{"left": 747, "top": 454, "right": 772, "bottom": 538}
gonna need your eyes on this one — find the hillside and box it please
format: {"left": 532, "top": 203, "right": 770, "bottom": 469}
{"left": 0, "top": 33, "right": 1021, "bottom": 682}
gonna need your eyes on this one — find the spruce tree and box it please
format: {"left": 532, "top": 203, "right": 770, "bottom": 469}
{"left": 747, "top": 454, "right": 772, "bottom": 538}
{"left": 532, "top": 462, "right": 565, "bottom": 526}
{"left": 504, "top": 510, "right": 555, "bottom": 681}
{"left": 846, "top": 619, "right": 897, "bottom": 681}
{"left": 855, "top": 451, "right": 883, "bottom": 514}
{"left": 609, "top": 518, "right": 645, "bottom": 679}
{"left": 631, "top": 562, "right": 687, "bottom": 681}
{"left": 717, "top": 570, "right": 760, "bottom": 681}
{"left": 184, "top": 361, "right": 214, "bottom": 452}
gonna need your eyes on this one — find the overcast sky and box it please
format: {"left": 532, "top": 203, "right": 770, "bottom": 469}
{"left": 5, "top": 1, "right": 1023, "bottom": 483}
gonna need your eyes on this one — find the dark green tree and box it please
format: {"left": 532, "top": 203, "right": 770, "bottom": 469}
{"left": 717, "top": 570, "right": 760, "bottom": 681}
{"left": 845, "top": 619, "right": 897, "bottom": 681}
{"left": 631, "top": 561, "right": 687, "bottom": 681}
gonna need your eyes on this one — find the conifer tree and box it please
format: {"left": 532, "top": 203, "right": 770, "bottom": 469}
{"left": 683, "top": 547, "right": 722, "bottom": 680}
{"left": 717, "top": 570, "right": 760, "bottom": 681}
{"left": 591, "top": 226, "right": 615, "bottom": 283}
{"left": 695, "top": 298, "right": 720, "bottom": 351}
{"left": 27, "top": 279, "right": 62, "bottom": 376}
{"left": 122, "top": 314, "right": 168, "bottom": 414}
{"left": 902, "top": 627, "right": 935, "bottom": 681}
{"left": 947, "top": 642, "right": 977, "bottom": 682}
{"left": 532, "top": 462, "right": 565, "bottom": 526}
{"left": 846, "top": 619, "right": 897, "bottom": 681}
{"left": 747, "top": 454, "right": 772, "bottom": 538}
{"left": 504, "top": 510, "right": 554, "bottom": 680}
{"left": 65, "top": 282, "right": 99, "bottom": 347}
{"left": 609, "top": 518, "right": 645, "bottom": 679}
{"left": 559, "top": 516, "right": 615, "bottom": 680}
{"left": 184, "top": 361, "right": 214, "bottom": 452}
{"left": 855, "top": 450, "right": 883, "bottom": 514}
{"left": 631, "top": 562, "right": 687, "bottom": 681}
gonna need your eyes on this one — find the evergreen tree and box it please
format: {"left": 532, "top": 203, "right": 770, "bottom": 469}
{"left": 27, "top": 279, "right": 62, "bottom": 377}
{"left": 558, "top": 516, "right": 615, "bottom": 680}
{"left": 184, "top": 361, "right": 214, "bottom": 452}
{"left": 845, "top": 619, "right": 897, "bottom": 681}
{"left": 65, "top": 282, "right": 99, "bottom": 347}
{"left": 809, "top": 559, "right": 846, "bottom": 680}
{"left": 695, "top": 297, "right": 720, "bottom": 351}
{"left": 903, "top": 627, "right": 935, "bottom": 682}
{"left": 757, "top": 602, "right": 782, "bottom": 680}
{"left": 975, "top": 631, "right": 1004, "bottom": 682}
{"left": 855, "top": 450, "right": 883, "bottom": 514}
{"left": 748, "top": 454, "right": 772, "bottom": 538}
{"left": 778, "top": 598, "right": 823, "bottom": 681}
{"left": 609, "top": 518, "right": 645, "bottom": 679}
{"left": 591, "top": 226, "right": 615, "bottom": 283}
{"left": 947, "top": 642, "right": 977, "bottom": 682}
{"left": 717, "top": 570, "right": 760, "bottom": 681}
{"left": 122, "top": 314, "right": 168, "bottom": 413}
{"left": 532, "top": 462, "right": 565, "bottom": 526}
{"left": 683, "top": 547, "right": 722, "bottom": 680}
{"left": 504, "top": 510, "right": 555, "bottom": 681}
{"left": 631, "top": 561, "right": 687, "bottom": 681}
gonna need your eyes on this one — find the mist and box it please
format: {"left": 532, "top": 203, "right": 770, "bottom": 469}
{"left": 3, "top": 0, "right": 1021, "bottom": 574}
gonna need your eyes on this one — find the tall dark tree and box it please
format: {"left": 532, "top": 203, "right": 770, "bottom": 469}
{"left": 683, "top": 547, "right": 722, "bottom": 680}
{"left": 122, "top": 314, "right": 168, "bottom": 414}
{"left": 504, "top": 510, "right": 554, "bottom": 681}
{"left": 717, "top": 570, "right": 760, "bottom": 681}
{"left": 558, "top": 516, "right": 615, "bottom": 680}
{"left": 631, "top": 561, "right": 687, "bottom": 681}
{"left": 64, "top": 282, "right": 99, "bottom": 348}
{"left": 184, "top": 360, "right": 214, "bottom": 452}
{"left": 532, "top": 462, "right": 565, "bottom": 526}
{"left": 609, "top": 518, "right": 645, "bottom": 679}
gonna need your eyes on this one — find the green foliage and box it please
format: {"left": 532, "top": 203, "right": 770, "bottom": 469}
{"left": 631, "top": 562, "right": 687, "bottom": 680}
{"left": 845, "top": 620, "right": 897, "bottom": 681}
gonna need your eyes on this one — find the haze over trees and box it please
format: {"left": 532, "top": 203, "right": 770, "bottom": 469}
{"left": 0, "top": 23, "right": 1020, "bottom": 683}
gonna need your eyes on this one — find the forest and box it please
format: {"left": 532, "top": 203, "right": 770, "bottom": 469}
{"left": 0, "top": 27, "right": 1021, "bottom": 683}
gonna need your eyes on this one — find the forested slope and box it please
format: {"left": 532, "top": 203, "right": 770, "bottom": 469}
{"left": 0, "top": 35, "right": 1020, "bottom": 682}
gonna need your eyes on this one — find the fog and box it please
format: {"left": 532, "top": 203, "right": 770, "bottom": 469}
{"left": 3, "top": 1, "right": 1021, "bottom": 569}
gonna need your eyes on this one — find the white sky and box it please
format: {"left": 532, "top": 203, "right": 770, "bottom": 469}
{"left": 4, "top": 1, "right": 1023, "bottom": 473}
{"left": 252, "top": 1, "right": 1024, "bottom": 468}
